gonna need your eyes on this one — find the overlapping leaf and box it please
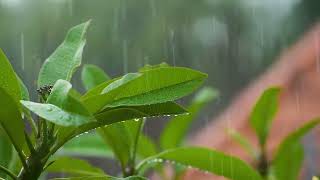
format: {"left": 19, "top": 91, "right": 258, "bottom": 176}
{"left": 81, "top": 64, "right": 111, "bottom": 90}
{"left": 21, "top": 80, "right": 93, "bottom": 126}
{"left": 82, "top": 67, "right": 207, "bottom": 114}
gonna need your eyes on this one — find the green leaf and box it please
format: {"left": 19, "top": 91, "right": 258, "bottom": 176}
{"left": 17, "top": 76, "right": 29, "bottom": 101}
{"left": 47, "top": 157, "right": 105, "bottom": 176}
{"left": 0, "top": 49, "right": 21, "bottom": 106}
{"left": 55, "top": 102, "right": 187, "bottom": 157}
{"left": 227, "top": 129, "right": 259, "bottom": 160}
{"left": 250, "top": 87, "right": 281, "bottom": 146}
{"left": 272, "top": 119, "right": 320, "bottom": 180}
{"left": 136, "top": 134, "right": 157, "bottom": 159}
{"left": 0, "top": 131, "right": 13, "bottom": 177}
{"left": 81, "top": 64, "right": 110, "bottom": 90}
{"left": 38, "top": 21, "right": 90, "bottom": 87}
{"left": 97, "top": 123, "right": 132, "bottom": 169}
{"left": 21, "top": 100, "right": 93, "bottom": 127}
{"left": 48, "top": 80, "right": 92, "bottom": 120}
{"left": 21, "top": 80, "right": 93, "bottom": 126}
{"left": 51, "top": 176, "right": 147, "bottom": 180}
{"left": 60, "top": 132, "right": 113, "bottom": 158}
{"left": 82, "top": 67, "right": 207, "bottom": 114}
{"left": 137, "top": 147, "right": 262, "bottom": 180}
{"left": 160, "top": 87, "right": 218, "bottom": 150}
{"left": 0, "top": 88, "right": 25, "bottom": 155}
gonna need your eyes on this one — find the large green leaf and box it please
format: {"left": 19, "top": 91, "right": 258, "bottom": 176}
{"left": 250, "top": 87, "right": 281, "bottom": 146}
{"left": 137, "top": 147, "right": 262, "bottom": 180}
{"left": 82, "top": 67, "right": 207, "bottom": 114}
{"left": 51, "top": 176, "right": 147, "bottom": 180}
{"left": 47, "top": 157, "right": 105, "bottom": 176}
{"left": 160, "top": 87, "right": 218, "bottom": 149}
{"left": 54, "top": 102, "right": 187, "bottom": 157}
{"left": 0, "top": 49, "right": 21, "bottom": 106}
{"left": 81, "top": 64, "right": 111, "bottom": 90}
{"left": 272, "top": 119, "right": 320, "bottom": 180}
{"left": 21, "top": 80, "right": 93, "bottom": 126}
{"left": 38, "top": 21, "right": 90, "bottom": 87}
{"left": 21, "top": 101, "right": 93, "bottom": 127}
{"left": 59, "top": 132, "right": 113, "bottom": 158}
{"left": 0, "top": 88, "right": 25, "bottom": 155}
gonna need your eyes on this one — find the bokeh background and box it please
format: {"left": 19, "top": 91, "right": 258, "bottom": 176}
{"left": 0, "top": 0, "right": 319, "bottom": 178}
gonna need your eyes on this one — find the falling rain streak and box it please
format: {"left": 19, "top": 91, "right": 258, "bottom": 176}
{"left": 20, "top": 32, "right": 25, "bottom": 70}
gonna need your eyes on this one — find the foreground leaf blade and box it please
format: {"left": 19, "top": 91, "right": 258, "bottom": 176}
{"left": 0, "top": 88, "right": 25, "bottom": 155}
{"left": 250, "top": 87, "right": 280, "bottom": 145}
{"left": 137, "top": 147, "right": 262, "bottom": 180}
{"left": 0, "top": 49, "right": 21, "bottom": 106}
{"left": 83, "top": 67, "right": 207, "bottom": 114}
{"left": 38, "top": 21, "right": 90, "bottom": 87}
{"left": 272, "top": 119, "right": 320, "bottom": 180}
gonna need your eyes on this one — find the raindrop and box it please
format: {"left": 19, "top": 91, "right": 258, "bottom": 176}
{"left": 20, "top": 32, "right": 25, "bottom": 70}
{"left": 123, "top": 39, "right": 128, "bottom": 74}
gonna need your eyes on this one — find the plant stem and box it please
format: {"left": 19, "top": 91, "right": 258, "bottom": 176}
{"left": 126, "top": 118, "right": 146, "bottom": 176}
{"left": 257, "top": 144, "right": 268, "bottom": 177}
{"left": 0, "top": 165, "right": 17, "bottom": 180}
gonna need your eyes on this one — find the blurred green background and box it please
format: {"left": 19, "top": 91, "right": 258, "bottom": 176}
{"left": 0, "top": 0, "right": 319, "bottom": 177}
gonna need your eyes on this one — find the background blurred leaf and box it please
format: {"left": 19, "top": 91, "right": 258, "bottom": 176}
{"left": 59, "top": 132, "right": 113, "bottom": 158}
{"left": 272, "top": 119, "right": 320, "bottom": 180}
{"left": 47, "top": 157, "right": 105, "bottom": 176}
{"left": 137, "top": 147, "right": 262, "bottom": 180}
{"left": 81, "top": 64, "right": 111, "bottom": 90}
{"left": 160, "top": 87, "right": 218, "bottom": 149}
{"left": 250, "top": 87, "right": 281, "bottom": 146}
{"left": 38, "top": 21, "right": 90, "bottom": 87}
{"left": 227, "top": 128, "right": 259, "bottom": 160}
{"left": 17, "top": 76, "right": 29, "bottom": 101}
